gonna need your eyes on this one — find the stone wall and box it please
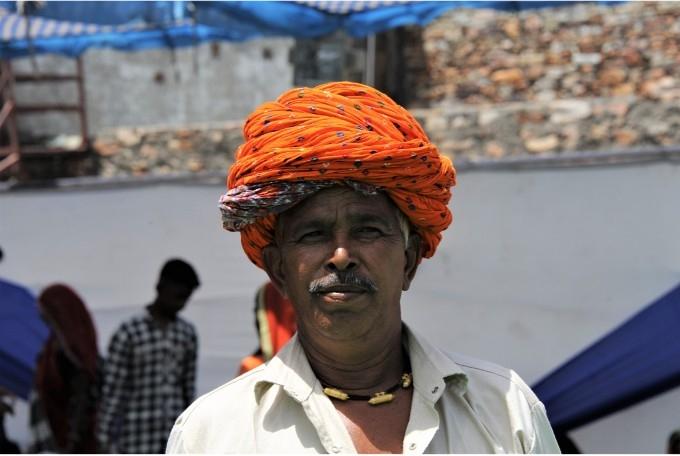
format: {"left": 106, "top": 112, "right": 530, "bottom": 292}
{"left": 90, "top": 92, "right": 679, "bottom": 178}
{"left": 421, "top": 2, "right": 679, "bottom": 104}
{"left": 414, "top": 96, "right": 679, "bottom": 160}
{"left": 93, "top": 122, "right": 243, "bottom": 178}
{"left": 402, "top": 1, "right": 680, "bottom": 161}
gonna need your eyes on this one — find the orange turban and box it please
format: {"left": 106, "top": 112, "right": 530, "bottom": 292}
{"left": 220, "top": 81, "right": 456, "bottom": 269}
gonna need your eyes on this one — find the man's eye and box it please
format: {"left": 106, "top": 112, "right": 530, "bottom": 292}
{"left": 298, "top": 231, "right": 324, "bottom": 242}
{"left": 356, "top": 227, "right": 383, "bottom": 237}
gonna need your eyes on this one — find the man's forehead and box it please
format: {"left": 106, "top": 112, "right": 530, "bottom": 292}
{"left": 274, "top": 187, "right": 401, "bottom": 237}
{"left": 283, "top": 187, "right": 395, "bottom": 219}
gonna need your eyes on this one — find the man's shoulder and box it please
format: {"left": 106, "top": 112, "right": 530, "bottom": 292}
{"left": 169, "top": 365, "right": 267, "bottom": 452}
{"left": 175, "top": 315, "right": 197, "bottom": 333}
{"left": 446, "top": 351, "right": 541, "bottom": 407}
{"left": 114, "top": 312, "right": 149, "bottom": 333}
{"left": 407, "top": 328, "right": 540, "bottom": 408}
{"left": 447, "top": 351, "right": 517, "bottom": 381}
{"left": 413, "top": 337, "right": 560, "bottom": 453}
{"left": 179, "top": 364, "right": 266, "bottom": 424}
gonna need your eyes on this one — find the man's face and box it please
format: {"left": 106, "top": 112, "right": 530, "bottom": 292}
{"left": 156, "top": 280, "right": 194, "bottom": 317}
{"left": 263, "top": 187, "right": 420, "bottom": 344}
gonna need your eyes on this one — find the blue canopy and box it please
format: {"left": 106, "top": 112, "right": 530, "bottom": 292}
{"left": 0, "top": 1, "right": 620, "bottom": 59}
{"left": 0, "top": 278, "right": 49, "bottom": 400}
{"left": 533, "top": 282, "right": 680, "bottom": 432}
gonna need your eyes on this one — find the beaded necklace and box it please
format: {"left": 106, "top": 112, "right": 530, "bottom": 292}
{"left": 322, "top": 372, "right": 413, "bottom": 405}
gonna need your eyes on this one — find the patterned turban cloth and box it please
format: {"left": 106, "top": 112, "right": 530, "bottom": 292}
{"left": 219, "top": 81, "right": 457, "bottom": 269}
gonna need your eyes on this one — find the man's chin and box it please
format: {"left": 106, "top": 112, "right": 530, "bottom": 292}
{"left": 312, "top": 309, "right": 378, "bottom": 341}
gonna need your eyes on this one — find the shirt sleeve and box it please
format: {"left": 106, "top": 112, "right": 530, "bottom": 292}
{"left": 165, "top": 415, "right": 188, "bottom": 454}
{"left": 97, "top": 325, "right": 132, "bottom": 449}
{"left": 529, "top": 402, "right": 562, "bottom": 454}
{"left": 182, "top": 327, "right": 198, "bottom": 408}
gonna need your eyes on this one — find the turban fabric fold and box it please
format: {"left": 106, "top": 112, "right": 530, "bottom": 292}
{"left": 220, "top": 81, "right": 457, "bottom": 268}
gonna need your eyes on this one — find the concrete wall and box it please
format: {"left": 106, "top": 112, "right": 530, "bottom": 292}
{"left": 11, "top": 38, "right": 295, "bottom": 137}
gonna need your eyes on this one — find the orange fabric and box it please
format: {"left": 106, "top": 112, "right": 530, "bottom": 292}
{"left": 260, "top": 282, "right": 296, "bottom": 358}
{"left": 238, "top": 354, "right": 264, "bottom": 376}
{"left": 226, "top": 81, "right": 456, "bottom": 268}
{"left": 238, "top": 282, "right": 297, "bottom": 375}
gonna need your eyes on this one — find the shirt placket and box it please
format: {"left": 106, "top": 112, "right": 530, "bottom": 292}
{"left": 403, "top": 380, "right": 444, "bottom": 454}
{"left": 297, "top": 385, "right": 356, "bottom": 454}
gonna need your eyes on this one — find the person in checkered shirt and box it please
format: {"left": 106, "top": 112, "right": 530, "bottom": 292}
{"left": 97, "top": 258, "right": 200, "bottom": 454}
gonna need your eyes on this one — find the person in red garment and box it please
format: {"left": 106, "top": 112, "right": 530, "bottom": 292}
{"left": 30, "top": 284, "right": 100, "bottom": 453}
{"left": 167, "top": 81, "right": 560, "bottom": 454}
{"left": 238, "top": 281, "right": 297, "bottom": 375}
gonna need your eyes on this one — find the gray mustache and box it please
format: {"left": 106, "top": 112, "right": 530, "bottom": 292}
{"left": 308, "top": 272, "right": 378, "bottom": 294}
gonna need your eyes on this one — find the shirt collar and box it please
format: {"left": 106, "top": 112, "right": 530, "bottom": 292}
{"left": 255, "top": 332, "right": 316, "bottom": 404}
{"left": 144, "top": 305, "right": 180, "bottom": 326}
{"left": 403, "top": 324, "right": 468, "bottom": 400}
{"left": 254, "top": 323, "right": 469, "bottom": 404}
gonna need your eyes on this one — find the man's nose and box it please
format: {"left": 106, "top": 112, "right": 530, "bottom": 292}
{"left": 326, "top": 246, "right": 358, "bottom": 272}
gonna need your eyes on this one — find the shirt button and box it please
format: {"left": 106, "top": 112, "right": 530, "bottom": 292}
{"left": 431, "top": 386, "right": 439, "bottom": 394}
{"left": 409, "top": 443, "right": 417, "bottom": 450}
{"left": 331, "top": 446, "right": 341, "bottom": 453}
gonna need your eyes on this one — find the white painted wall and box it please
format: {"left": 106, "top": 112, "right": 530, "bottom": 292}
{"left": 11, "top": 38, "right": 295, "bottom": 136}
{"left": 1, "top": 162, "right": 679, "bottom": 452}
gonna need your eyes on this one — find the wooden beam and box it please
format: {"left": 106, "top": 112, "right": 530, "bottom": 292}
{"left": 16, "top": 104, "right": 81, "bottom": 113}
{"left": 0, "top": 152, "right": 19, "bottom": 174}
{"left": 76, "top": 57, "right": 89, "bottom": 146}
{"left": 0, "top": 100, "right": 15, "bottom": 126}
{"left": 21, "top": 144, "right": 88, "bottom": 156}
{"left": 0, "top": 145, "right": 17, "bottom": 157}
{"left": 0, "top": 70, "right": 10, "bottom": 92}
{"left": 14, "top": 74, "right": 80, "bottom": 82}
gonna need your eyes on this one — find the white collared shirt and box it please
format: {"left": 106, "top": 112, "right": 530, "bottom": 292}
{"left": 166, "top": 325, "right": 560, "bottom": 454}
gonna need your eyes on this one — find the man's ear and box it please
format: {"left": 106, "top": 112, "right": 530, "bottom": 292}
{"left": 402, "top": 233, "right": 422, "bottom": 291}
{"left": 262, "top": 245, "right": 287, "bottom": 297}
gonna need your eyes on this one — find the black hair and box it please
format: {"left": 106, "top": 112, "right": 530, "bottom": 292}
{"left": 158, "top": 258, "right": 200, "bottom": 289}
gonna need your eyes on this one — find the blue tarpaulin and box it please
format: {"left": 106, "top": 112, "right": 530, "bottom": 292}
{"left": 533, "top": 282, "right": 680, "bottom": 432}
{"left": 0, "top": 1, "right": 621, "bottom": 59}
{"left": 0, "top": 278, "right": 49, "bottom": 400}
{"left": 0, "top": 1, "right": 462, "bottom": 58}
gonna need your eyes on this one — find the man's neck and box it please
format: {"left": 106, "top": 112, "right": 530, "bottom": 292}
{"left": 299, "top": 324, "right": 406, "bottom": 395}
{"left": 147, "top": 303, "right": 175, "bottom": 325}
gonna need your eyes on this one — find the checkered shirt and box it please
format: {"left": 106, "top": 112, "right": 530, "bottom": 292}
{"left": 98, "top": 309, "right": 197, "bottom": 454}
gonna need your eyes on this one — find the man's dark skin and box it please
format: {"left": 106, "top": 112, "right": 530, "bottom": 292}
{"left": 148, "top": 280, "right": 194, "bottom": 325}
{"left": 263, "top": 187, "right": 422, "bottom": 453}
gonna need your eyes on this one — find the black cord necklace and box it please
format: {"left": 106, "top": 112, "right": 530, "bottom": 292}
{"left": 322, "top": 372, "right": 413, "bottom": 405}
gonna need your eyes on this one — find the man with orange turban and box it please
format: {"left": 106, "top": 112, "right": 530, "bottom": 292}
{"left": 167, "top": 82, "right": 559, "bottom": 454}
